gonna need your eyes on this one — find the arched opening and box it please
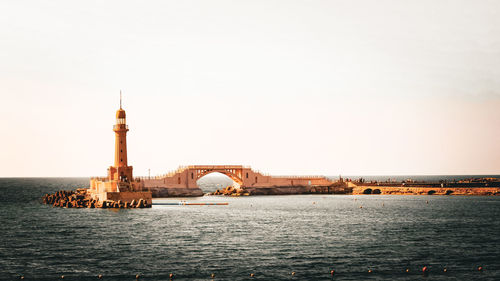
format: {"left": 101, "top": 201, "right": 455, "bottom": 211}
{"left": 372, "top": 189, "right": 381, "bottom": 194}
{"left": 196, "top": 172, "right": 239, "bottom": 193}
{"left": 363, "top": 188, "right": 372, "bottom": 194}
{"left": 427, "top": 190, "right": 436, "bottom": 195}
{"left": 445, "top": 190, "right": 453, "bottom": 195}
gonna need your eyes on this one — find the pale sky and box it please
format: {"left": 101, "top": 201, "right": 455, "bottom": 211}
{"left": 1, "top": 0, "right": 499, "bottom": 177}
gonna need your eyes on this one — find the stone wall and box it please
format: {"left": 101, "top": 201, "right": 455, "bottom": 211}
{"left": 148, "top": 187, "right": 204, "bottom": 198}
{"left": 104, "top": 191, "right": 153, "bottom": 205}
{"left": 244, "top": 185, "right": 349, "bottom": 195}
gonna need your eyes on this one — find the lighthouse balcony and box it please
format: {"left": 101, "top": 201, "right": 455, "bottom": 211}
{"left": 113, "top": 124, "right": 128, "bottom": 130}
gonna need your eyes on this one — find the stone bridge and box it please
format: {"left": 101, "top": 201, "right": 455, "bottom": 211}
{"left": 142, "top": 165, "right": 334, "bottom": 189}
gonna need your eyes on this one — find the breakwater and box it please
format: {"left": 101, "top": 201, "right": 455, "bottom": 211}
{"left": 206, "top": 180, "right": 500, "bottom": 197}
{"left": 209, "top": 183, "right": 351, "bottom": 196}
{"left": 352, "top": 185, "right": 500, "bottom": 195}
{"left": 42, "top": 189, "right": 151, "bottom": 208}
{"left": 148, "top": 186, "right": 204, "bottom": 197}
{"left": 349, "top": 178, "right": 500, "bottom": 196}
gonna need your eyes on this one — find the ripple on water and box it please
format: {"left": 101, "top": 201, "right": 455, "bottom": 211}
{"left": 1, "top": 179, "right": 500, "bottom": 280}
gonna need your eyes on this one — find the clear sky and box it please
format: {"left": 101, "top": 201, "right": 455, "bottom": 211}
{"left": 1, "top": 0, "right": 499, "bottom": 177}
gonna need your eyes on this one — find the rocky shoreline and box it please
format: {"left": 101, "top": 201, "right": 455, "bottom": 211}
{"left": 42, "top": 189, "right": 151, "bottom": 208}
{"left": 348, "top": 178, "right": 500, "bottom": 196}
{"left": 351, "top": 185, "right": 500, "bottom": 196}
{"left": 208, "top": 184, "right": 352, "bottom": 196}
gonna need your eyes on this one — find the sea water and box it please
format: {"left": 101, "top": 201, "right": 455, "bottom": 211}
{"left": 1, "top": 178, "right": 500, "bottom": 280}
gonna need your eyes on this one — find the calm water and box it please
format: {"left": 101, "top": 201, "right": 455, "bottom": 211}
{"left": 1, "top": 178, "right": 500, "bottom": 280}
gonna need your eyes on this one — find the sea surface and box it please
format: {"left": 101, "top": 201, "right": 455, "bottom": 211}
{"left": 1, "top": 177, "right": 500, "bottom": 280}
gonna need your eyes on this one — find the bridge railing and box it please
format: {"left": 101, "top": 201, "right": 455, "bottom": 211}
{"left": 272, "top": 175, "right": 330, "bottom": 179}
{"left": 149, "top": 165, "right": 252, "bottom": 179}
{"left": 251, "top": 169, "right": 328, "bottom": 179}
{"left": 185, "top": 165, "right": 250, "bottom": 169}
{"left": 138, "top": 165, "right": 330, "bottom": 180}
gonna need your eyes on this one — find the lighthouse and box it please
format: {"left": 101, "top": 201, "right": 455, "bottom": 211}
{"left": 109, "top": 93, "right": 133, "bottom": 183}
{"left": 88, "top": 92, "right": 152, "bottom": 207}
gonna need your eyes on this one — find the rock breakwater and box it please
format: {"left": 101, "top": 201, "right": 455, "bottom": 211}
{"left": 210, "top": 186, "right": 251, "bottom": 196}
{"left": 209, "top": 183, "right": 351, "bottom": 196}
{"left": 42, "top": 189, "right": 151, "bottom": 208}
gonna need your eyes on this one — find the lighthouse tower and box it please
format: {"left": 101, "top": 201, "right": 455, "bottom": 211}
{"left": 108, "top": 93, "right": 133, "bottom": 183}
{"left": 88, "top": 92, "right": 151, "bottom": 207}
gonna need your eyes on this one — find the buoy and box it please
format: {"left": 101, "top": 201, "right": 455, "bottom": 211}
{"left": 330, "top": 270, "right": 335, "bottom": 276}
{"left": 426, "top": 200, "right": 429, "bottom": 204}
{"left": 250, "top": 273, "right": 255, "bottom": 277}
{"left": 422, "top": 266, "right": 429, "bottom": 275}
{"left": 136, "top": 274, "right": 140, "bottom": 279}
{"left": 405, "top": 268, "right": 409, "bottom": 273}
{"left": 98, "top": 274, "right": 103, "bottom": 279}
{"left": 20, "top": 276, "right": 24, "bottom": 280}
{"left": 443, "top": 268, "right": 447, "bottom": 272}
{"left": 169, "top": 273, "right": 174, "bottom": 279}
{"left": 291, "top": 271, "right": 295, "bottom": 276}
{"left": 360, "top": 206, "right": 363, "bottom": 208}
{"left": 478, "top": 266, "right": 483, "bottom": 271}
{"left": 211, "top": 273, "right": 215, "bottom": 278}
{"left": 368, "top": 269, "right": 372, "bottom": 273}
{"left": 61, "top": 276, "right": 65, "bottom": 279}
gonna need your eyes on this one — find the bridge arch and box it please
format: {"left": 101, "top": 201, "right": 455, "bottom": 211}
{"left": 187, "top": 166, "right": 246, "bottom": 188}
{"left": 196, "top": 171, "right": 238, "bottom": 192}
{"left": 195, "top": 169, "right": 243, "bottom": 186}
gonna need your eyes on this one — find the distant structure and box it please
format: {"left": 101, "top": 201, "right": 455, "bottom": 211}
{"left": 142, "top": 165, "right": 344, "bottom": 196}
{"left": 145, "top": 165, "right": 335, "bottom": 188}
{"left": 88, "top": 94, "right": 152, "bottom": 206}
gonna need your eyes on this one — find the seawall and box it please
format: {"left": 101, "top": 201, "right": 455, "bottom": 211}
{"left": 210, "top": 182, "right": 351, "bottom": 196}
{"left": 245, "top": 185, "right": 351, "bottom": 195}
{"left": 352, "top": 185, "right": 500, "bottom": 196}
{"left": 148, "top": 187, "right": 204, "bottom": 197}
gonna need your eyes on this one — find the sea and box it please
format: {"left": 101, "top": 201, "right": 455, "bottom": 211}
{"left": 1, "top": 176, "right": 500, "bottom": 280}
